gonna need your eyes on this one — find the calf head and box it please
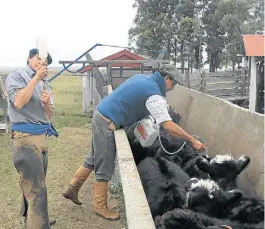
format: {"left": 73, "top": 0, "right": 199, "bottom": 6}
{"left": 185, "top": 178, "right": 243, "bottom": 218}
{"left": 196, "top": 155, "right": 250, "bottom": 190}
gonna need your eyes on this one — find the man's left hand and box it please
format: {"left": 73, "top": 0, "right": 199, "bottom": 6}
{"left": 41, "top": 90, "right": 51, "bottom": 106}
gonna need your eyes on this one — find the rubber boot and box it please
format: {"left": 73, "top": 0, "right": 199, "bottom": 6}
{"left": 62, "top": 165, "right": 92, "bottom": 205}
{"left": 94, "top": 181, "right": 120, "bottom": 221}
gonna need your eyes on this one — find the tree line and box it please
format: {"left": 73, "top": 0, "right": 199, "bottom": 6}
{"left": 128, "top": 0, "right": 264, "bottom": 72}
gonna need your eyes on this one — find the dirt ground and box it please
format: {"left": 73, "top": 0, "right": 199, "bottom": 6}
{"left": 0, "top": 76, "right": 125, "bottom": 229}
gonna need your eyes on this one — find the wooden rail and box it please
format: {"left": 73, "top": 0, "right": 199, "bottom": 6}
{"left": 183, "top": 70, "right": 250, "bottom": 102}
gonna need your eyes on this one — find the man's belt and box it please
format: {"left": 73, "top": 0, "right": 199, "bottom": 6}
{"left": 97, "top": 111, "right": 117, "bottom": 131}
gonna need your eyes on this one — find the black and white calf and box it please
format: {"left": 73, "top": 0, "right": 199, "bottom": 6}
{"left": 185, "top": 178, "right": 264, "bottom": 224}
{"left": 196, "top": 154, "right": 251, "bottom": 190}
{"left": 184, "top": 178, "right": 243, "bottom": 218}
{"left": 154, "top": 208, "right": 264, "bottom": 229}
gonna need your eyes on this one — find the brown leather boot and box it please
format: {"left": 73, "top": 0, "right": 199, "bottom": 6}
{"left": 62, "top": 165, "right": 92, "bottom": 205}
{"left": 94, "top": 181, "right": 120, "bottom": 221}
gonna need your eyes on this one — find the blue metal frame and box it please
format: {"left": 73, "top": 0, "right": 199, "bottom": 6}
{"left": 48, "top": 43, "right": 167, "bottom": 83}
{"left": 48, "top": 43, "right": 101, "bottom": 82}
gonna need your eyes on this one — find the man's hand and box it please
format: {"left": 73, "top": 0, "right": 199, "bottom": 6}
{"left": 35, "top": 63, "right": 48, "bottom": 81}
{"left": 41, "top": 90, "right": 50, "bottom": 106}
{"left": 191, "top": 139, "right": 206, "bottom": 152}
{"left": 41, "top": 90, "right": 53, "bottom": 120}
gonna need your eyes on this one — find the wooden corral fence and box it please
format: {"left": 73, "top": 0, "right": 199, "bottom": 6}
{"left": 182, "top": 69, "right": 250, "bottom": 106}
{"left": 109, "top": 67, "right": 250, "bottom": 107}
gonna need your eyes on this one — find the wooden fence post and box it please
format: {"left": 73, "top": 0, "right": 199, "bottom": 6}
{"left": 241, "top": 58, "right": 247, "bottom": 96}
{"left": 120, "top": 65, "right": 123, "bottom": 78}
{"left": 185, "top": 69, "right": 190, "bottom": 88}
{"left": 200, "top": 70, "right": 206, "bottom": 92}
{"left": 107, "top": 63, "right": 112, "bottom": 85}
{"left": 249, "top": 56, "right": 258, "bottom": 112}
{"left": 141, "top": 63, "right": 144, "bottom": 74}
{"left": 82, "top": 72, "right": 91, "bottom": 114}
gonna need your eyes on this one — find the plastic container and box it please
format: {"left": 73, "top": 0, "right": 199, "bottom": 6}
{"left": 36, "top": 36, "right": 48, "bottom": 61}
{"left": 36, "top": 36, "right": 48, "bottom": 90}
{"left": 134, "top": 116, "right": 159, "bottom": 147}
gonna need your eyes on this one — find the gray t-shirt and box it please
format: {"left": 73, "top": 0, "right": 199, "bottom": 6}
{"left": 6, "top": 66, "right": 54, "bottom": 125}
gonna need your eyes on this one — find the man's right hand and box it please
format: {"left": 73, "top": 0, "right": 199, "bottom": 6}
{"left": 162, "top": 120, "right": 208, "bottom": 153}
{"left": 35, "top": 64, "right": 48, "bottom": 81}
{"left": 191, "top": 139, "right": 206, "bottom": 152}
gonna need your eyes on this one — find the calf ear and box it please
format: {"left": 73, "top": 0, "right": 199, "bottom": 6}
{"left": 237, "top": 155, "right": 250, "bottom": 175}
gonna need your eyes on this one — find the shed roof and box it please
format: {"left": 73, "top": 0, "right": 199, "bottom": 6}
{"left": 242, "top": 34, "right": 264, "bottom": 57}
{"left": 80, "top": 49, "right": 145, "bottom": 73}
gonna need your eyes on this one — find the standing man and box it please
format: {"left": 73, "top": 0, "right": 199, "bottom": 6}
{"left": 62, "top": 64, "right": 206, "bottom": 221}
{"left": 6, "top": 48, "right": 57, "bottom": 229}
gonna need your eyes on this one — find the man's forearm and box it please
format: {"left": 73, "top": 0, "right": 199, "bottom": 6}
{"left": 162, "top": 120, "right": 196, "bottom": 143}
{"left": 14, "top": 77, "right": 40, "bottom": 109}
{"left": 44, "top": 104, "right": 53, "bottom": 120}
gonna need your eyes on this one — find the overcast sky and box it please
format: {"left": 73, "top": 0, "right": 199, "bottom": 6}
{"left": 0, "top": 0, "right": 137, "bottom": 67}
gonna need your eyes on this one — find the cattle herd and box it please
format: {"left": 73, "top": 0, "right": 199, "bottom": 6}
{"left": 125, "top": 106, "right": 264, "bottom": 229}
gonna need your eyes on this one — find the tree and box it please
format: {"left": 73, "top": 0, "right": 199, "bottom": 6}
{"left": 218, "top": 0, "right": 253, "bottom": 70}
{"left": 128, "top": 0, "right": 200, "bottom": 69}
{"left": 129, "top": 0, "right": 264, "bottom": 72}
{"left": 242, "top": 0, "right": 264, "bottom": 34}
{"left": 129, "top": 0, "right": 179, "bottom": 59}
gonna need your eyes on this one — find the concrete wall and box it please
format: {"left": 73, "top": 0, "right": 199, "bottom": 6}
{"left": 167, "top": 86, "right": 264, "bottom": 198}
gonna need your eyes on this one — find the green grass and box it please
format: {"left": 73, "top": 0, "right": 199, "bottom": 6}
{"left": 51, "top": 76, "right": 91, "bottom": 130}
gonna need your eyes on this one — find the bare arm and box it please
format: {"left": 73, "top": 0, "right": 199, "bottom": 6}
{"left": 44, "top": 104, "right": 54, "bottom": 120}
{"left": 162, "top": 120, "right": 196, "bottom": 142}
{"left": 162, "top": 120, "right": 206, "bottom": 152}
{"left": 14, "top": 66, "right": 48, "bottom": 109}
{"left": 145, "top": 94, "right": 206, "bottom": 152}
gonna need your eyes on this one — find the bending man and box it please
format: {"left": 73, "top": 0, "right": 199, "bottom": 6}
{"left": 63, "top": 64, "right": 206, "bottom": 220}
